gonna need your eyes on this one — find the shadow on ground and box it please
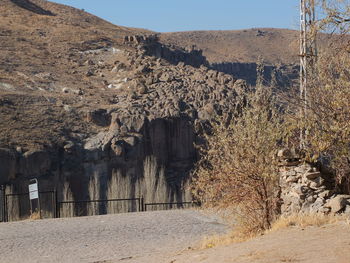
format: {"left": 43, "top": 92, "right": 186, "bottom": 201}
{"left": 10, "top": 0, "right": 55, "bottom": 16}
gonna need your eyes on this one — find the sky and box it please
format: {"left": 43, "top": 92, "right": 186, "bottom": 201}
{"left": 52, "top": 0, "right": 300, "bottom": 32}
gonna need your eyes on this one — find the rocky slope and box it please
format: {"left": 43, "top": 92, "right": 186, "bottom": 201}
{"left": 0, "top": 0, "right": 246, "bottom": 220}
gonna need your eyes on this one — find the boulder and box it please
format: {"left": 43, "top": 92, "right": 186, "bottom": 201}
{"left": 325, "top": 195, "right": 350, "bottom": 213}
{"left": 286, "top": 176, "right": 298, "bottom": 183}
{"left": 277, "top": 148, "right": 299, "bottom": 159}
{"left": 86, "top": 109, "right": 111, "bottom": 127}
{"left": 344, "top": 205, "right": 350, "bottom": 214}
{"left": 308, "top": 176, "right": 325, "bottom": 189}
{"left": 305, "top": 172, "right": 321, "bottom": 180}
{"left": 294, "top": 164, "right": 313, "bottom": 174}
{"left": 318, "top": 190, "right": 331, "bottom": 199}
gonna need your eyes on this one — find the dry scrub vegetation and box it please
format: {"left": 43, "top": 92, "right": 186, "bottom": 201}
{"left": 270, "top": 213, "right": 350, "bottom": 231}
{"left": 295, "top": 47, "right": 350, "bottom": 194}
{"left": 295, "top": 0, "right": 350, "bottom": 194}
{"left": 192, "top": 0, "right": 350, "bottom": 241}
{"left": 192, "top": 83, "right": 288, "bottom": 235}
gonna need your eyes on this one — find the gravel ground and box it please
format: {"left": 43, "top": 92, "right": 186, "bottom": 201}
{"left": 0, "top": 210, "right": 228, "bottom": 263}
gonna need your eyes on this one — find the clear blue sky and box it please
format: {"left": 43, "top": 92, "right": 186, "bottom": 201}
{"left": 52, "top": 0, "right": 299, "bottom": 32}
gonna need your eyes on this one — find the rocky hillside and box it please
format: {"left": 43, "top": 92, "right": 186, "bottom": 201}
{"left": 160, "top": 29, "right": 304, "bottom": 86}
{"left": 0, "top": 0, "right": 246, "bottom": 220}
{"left": 0, "top": 0, "right": 150, "bottom": 92}
{"left": 160, "top": 28, "right": 300, "bottom": 65}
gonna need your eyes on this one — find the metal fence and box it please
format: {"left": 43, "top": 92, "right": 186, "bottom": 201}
{"left": 57, "top": 198, "right": 144, "bottom": 218}
{"left": 144, "top": 201, "right": 199, "bottom": 211}
{"left": 0, "top": 187, "right": 198, "bottom": 222}
{"left": 3, "top": 191, "right": 56, "bottom": 222}
{"left": 0, "top": 186, "right": 5, "bottom": 222}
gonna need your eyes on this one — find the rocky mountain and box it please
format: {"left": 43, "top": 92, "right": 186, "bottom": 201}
{"left": 0, "top": 0, "right": 248, "bottom": 220}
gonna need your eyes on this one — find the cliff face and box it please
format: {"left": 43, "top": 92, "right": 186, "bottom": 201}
{"left": 1, "top": 116, "right": 196, "bottom": 220}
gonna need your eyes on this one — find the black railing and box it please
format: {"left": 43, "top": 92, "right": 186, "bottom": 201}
{"left": 0, "top": 188, "right": 198, "bottom": 222}
{"left": 57, "top": 197, "right": 144, "bottom": 218}
{"left": 144, "top": 201, "right": 199, "bottom": 211}
{"left": 0, "top": 185, "right": 5, "bottom": 222}
{"left": 4, "top": 191, "right": 56, "bottom": 222}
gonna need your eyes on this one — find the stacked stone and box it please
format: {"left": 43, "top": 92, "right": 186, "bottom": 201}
{"left": 278, "top": 149, "right": 350, "bottom": 215}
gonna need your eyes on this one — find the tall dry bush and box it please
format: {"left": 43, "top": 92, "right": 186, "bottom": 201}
{"left": 286, "top": 1, "right": 350, "bottom": 194}
{"left": 192, "top": 85, "right": 287, "bottom": 234}
{"left": 295, "top": 47, "right": 350, "bottom": 193}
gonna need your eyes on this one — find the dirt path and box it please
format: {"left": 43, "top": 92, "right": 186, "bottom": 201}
{"left": 0, "top": 210, "right": 227, "bottom": 263}
{"left": 165, "top": 221, "right": 350, "bottom": 263}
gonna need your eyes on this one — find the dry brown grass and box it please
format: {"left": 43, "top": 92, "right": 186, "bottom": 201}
{"left": 198, "top": 221, "right": 265, "bottom": 249}
{"left": 270, "top": 213, "right": 350, "bottom": 232}
{"left": 29, "top": 211, "right": 41, "bottom": 220}
{"left": 199, "top": 212, "right": 350, "bottom": 250}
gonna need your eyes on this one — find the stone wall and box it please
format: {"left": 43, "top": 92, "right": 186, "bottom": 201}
{"left": 278, "top": 149, "right": 350, "bottom": 215}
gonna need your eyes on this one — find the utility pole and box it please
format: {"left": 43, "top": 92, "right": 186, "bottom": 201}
{"left": 300, "top": 0, "right": 317, "bottom": 148}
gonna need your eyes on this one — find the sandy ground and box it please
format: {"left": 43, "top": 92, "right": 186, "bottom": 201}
{"left": 0, "top": 210, "right": 227, "bottom": 263}
{"left": 165, "top": 221, "right": 350, "bottom": 263}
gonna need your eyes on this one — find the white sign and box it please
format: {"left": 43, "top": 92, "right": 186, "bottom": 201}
{"left": 29, "top": 190, "right": 39, "bottom": 200}
{"left": 28, "top": 183, "right": 38, "bottom": 192}
{"left": 28, "top": 180, "right": 39, "bottom": 200}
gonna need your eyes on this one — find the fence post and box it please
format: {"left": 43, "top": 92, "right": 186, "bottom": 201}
{"left": 1, "top": 185, "right": 5, "bottom": 222}
{"left": 5, "top": 195, "right": 8, "bottom": 222}
{"left": 38, "top": 193, "right": 42, "bottom": 220}
{"left": 53, "top": 190, "right": 57, "bottom": 218}
{"left": 141, "top": 196, "right": 144, "bottom": 212}
{"left": 57, "top": 202, "right": 60, "bottom": 218}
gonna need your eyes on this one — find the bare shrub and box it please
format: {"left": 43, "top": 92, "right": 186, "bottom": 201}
{"left": 291, "top": 45, "right": 350, "bottom": 194}
{"left": 192, "top": 85, "right": 287, "bottom": 234}
{"left": 281, "top": 1, "right": 350, "bottom": 194}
